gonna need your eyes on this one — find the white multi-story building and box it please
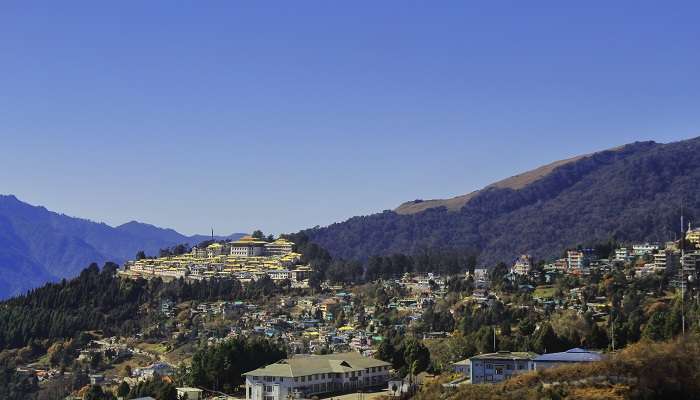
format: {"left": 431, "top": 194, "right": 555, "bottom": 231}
{"left": 614, "top": 248, "right": 630, "bottom": 261}
{"left": 632, "top": 243, "right": 659, "bottom": 257}
{"left": 265, "top": 238, "right": 295, "bottom": 257}
{"left": 243, "top": 352, "right": 391, "bottom": 400}
{"left": 567, "top": 250, "right": 585, "bottom": 272}
{"left": 231, "top": 236, "right": 267, "bottom": 257}
{"left": 512, "top": 255, "right": 533, "bottom": 275}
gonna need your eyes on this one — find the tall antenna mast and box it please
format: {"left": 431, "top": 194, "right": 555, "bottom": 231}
{"left": 211, "top": 227, "right": 214, "bottom": 241}
{"left": 681, "top": 201, "right": 686, "bottom": 336}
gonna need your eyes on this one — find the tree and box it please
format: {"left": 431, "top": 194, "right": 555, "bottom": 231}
{"left": 377, "top": 341, "right": 401, "bottom": 369}
{"left": 252, "top": 230, "right": 264, "bottom": 239}
{"left": 585, "top": 322, "right": 608, "bottom": 350}
{"left": 82, "top": 384, "right": 115, "bottom": 400}
{"left": 116, "top": 381, "right": 130, "bottom": 398}
{"left": 135, "top": 251, "right": 147, "bottom": 260}
{"left": 642, "top": 312, "right": 667, "bottom": 341}
{"left": 403, "top": 338, "right": 430, "bottom": 374}
{"left": 532, "top": 323, "right": 566, "bottom": 354}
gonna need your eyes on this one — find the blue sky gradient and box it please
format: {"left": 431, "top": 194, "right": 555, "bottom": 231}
{"left": 1, "top": 1, "right": 698, "bottom": 234}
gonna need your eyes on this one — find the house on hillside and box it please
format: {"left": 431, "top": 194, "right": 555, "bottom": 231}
{"left": 469, "top": 351, "right": 538, "bottom": 384}
{"left": 243, "top": 352, "right": 390, "bottom": 400}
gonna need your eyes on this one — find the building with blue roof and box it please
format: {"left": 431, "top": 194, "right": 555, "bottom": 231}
{"left": 533, "top": 348, "right": 603, "bottom": 370}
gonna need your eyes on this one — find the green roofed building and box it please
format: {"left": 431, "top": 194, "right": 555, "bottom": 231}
{"left": 243, "top": 352, "right": 391, "bottom": 400}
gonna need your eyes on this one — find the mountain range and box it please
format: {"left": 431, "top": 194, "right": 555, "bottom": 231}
{"left": 3, "top": 136, "right": 700, "bottom": 298}
{"left": 0, "top": 194, "right": 244, "bottom": 299}
{"left": 304, "top": 137, "right": 700, "bottom": 265}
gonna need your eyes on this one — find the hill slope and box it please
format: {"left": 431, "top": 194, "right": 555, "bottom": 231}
{"left": 395, "top": 153, "right": 589, "bottom": 215}
{"left": 0, "top": 195, "right": 244, "bottom": 298}
{"left": 305, "top": 138, "right": 700, "bottom": 265}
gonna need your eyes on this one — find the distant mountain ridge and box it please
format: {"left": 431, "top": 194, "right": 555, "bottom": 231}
{"left": 305, "top": 137, "right": 700, "bottom": 266}
{"left": 0, "top": 195, "right": 245, "bottom": 298}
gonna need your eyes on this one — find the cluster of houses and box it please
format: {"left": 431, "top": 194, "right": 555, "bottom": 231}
{"left": 118, "top": 236, "right": 313, "bottom": 287}
{"left": 509, "top": 237, "right": 700, "bottom": 282}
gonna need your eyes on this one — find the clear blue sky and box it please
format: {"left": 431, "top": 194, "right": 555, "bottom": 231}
{"left": 1, "top": 1, "right": 698, "bottom": 235}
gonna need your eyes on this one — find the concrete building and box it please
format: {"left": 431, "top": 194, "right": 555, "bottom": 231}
{"left": 176, "top": 387, "right": 203, "bottom": 400}
{"left": 243, "top": 352, "right": 391, "bottom": 400}
{"left": 453, "top": 358, "right": 471, "bottom": 376}
{"left": 614, "top": 248, "right": 630, "bottom": 261}
{"left": 469, "top": 351, "right": 537, "bottom": 384}
{"left": 632, "top": 243, "right": 659, "bottom": 257}
{"left": 133, "top": 362, "right": 175, "bottom": 379}
{"left": 207, "top": 242, "right": 227, "bottom": 258}
{"left": 686, "top": 228, "right": 700, "bottom": 247}
{"left": 265, "top": 238, "right": 295, "bottom": 257}
{"left": 231, "top": 236, "right": 267, "bottom": 257}
{"left": 512, "top": 255, "right": 533, "bottom": 275}
{"left": 567, "top": 250, "right": 585, "bottom": 272}
{"left": 654, "top": 250, "right": 680, "bottom": 271}
{"left": 533, "top": 348, "right": 602, "bottom": 370}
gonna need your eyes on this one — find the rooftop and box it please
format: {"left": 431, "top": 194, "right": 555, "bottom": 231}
{"left": 470, "top": 351, "right": 539, "bottom": 361}
{"left": 534, "top": 348, "right": 603, "bottom": 363}
{"left": 243, "top": 352, "right": 390, "bottom": 378}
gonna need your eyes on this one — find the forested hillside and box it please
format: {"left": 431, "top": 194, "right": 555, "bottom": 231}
{"left": 305, "top": 138, "right": 700, "bottom": 264}
{"left": 0, "top": 262, "right": 283, "bottom": 351}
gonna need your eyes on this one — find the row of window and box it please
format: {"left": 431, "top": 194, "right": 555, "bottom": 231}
{"left": 482, "top": 363, "right": 527, "bottom": 371}
{"left": 251, "top": 366, "right": 389, "bottom": 384}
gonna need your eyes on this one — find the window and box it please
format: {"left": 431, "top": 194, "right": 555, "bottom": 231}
{"left": 265, "top": 385, "right": 273, "bottom": 393}
{"left": 301, "top": 376, "right": 306, "bottom": 382}
{"left": 486, "top": 364, "right": 492, "bottom": 369}
{"left": 495, "top": 367, "right": 504, "bottom": 375}
{"left": 506, "top": 364, "right": 512, "bottom": 370}
{"left": 294, "top": 377, "right": 299, "bottom": 382}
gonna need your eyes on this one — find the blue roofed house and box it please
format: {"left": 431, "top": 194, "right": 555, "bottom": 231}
{"left": 469, "top": 351, "right": 538, "bottom": 384}
{"left": 533, "top": 348, "right": 603, "bottom": 370}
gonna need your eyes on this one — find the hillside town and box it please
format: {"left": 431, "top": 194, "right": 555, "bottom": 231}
{"left": 7, "top": 225, "right": 700, "bottom": 400}
{"left": 118, "top": 236, "right": 313, "bottom": 287}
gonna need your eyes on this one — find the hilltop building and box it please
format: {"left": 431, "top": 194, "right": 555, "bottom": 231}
{"left": 243, "top": 352, "right": 391, "bottom": 400}
{"left": 686, "top": 220, "right": 700, "bottom": 247}
{"left": 119, "top": 235, "right": 308, "bottom": 286}
{"left": 231, "top": 236, "right": 268, "bottom": 257}
{"left": 265, "top": 238, "right": 295, "bottom": 256}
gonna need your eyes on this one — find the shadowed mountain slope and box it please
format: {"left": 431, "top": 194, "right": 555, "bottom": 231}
{"left": 306, "top": 138, "right": 700, "bottom": 265}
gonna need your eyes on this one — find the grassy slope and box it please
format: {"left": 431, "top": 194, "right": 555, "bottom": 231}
{"left": 414, "top": 337, "right": 700, "bottom": 400}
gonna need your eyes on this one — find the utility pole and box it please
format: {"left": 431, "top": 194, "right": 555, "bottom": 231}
{"left": 681, "top": 210, "right": 686, "bottom": 336}
{"left": 493, "top": 326, "right": 496, "bottom": 352}
{"left": 610, "top": 308, "right": 615, "bottom": 352}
